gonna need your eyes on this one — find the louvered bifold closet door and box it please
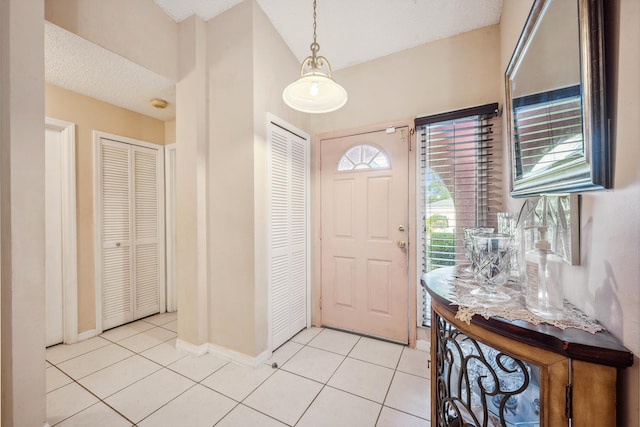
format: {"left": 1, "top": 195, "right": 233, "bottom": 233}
{"left": 132, "top": 146, "right": 161, "bottom": 319}
{"left": 269, "top": 122, "right": 308, "bottom": 350}
{"left": 99, "top": 138, "right": 162, "bottom": 331}
{"left": 289, "top": 136, "right": 307, "bottom": 341}
{"left": 101, "top": 140, "right": 134, "bottom": 330}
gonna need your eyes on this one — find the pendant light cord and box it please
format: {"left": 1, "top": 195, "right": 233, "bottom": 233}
{"left": 281, "top": 0, "right": 347, "bottom": 113}
{"left": 310, "top": 0, "right": 320, "bottom": 68}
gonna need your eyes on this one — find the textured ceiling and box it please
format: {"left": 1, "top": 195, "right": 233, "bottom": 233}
{"left": 156, "top": 0, "right": 504, "bottom": 71}
{"left": 45, "top": 22, "right": 176, "bottom": 121}
{"left": 45, "top": 0, "right": 503, "bottom": 121}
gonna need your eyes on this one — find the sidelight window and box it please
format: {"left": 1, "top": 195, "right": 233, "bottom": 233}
{"left": 416, "top": 104, "right": 502, "bottom": 326}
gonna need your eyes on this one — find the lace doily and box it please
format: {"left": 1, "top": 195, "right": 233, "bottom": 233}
{"left": 447, "top": 266, "right": 603, "bottom": 334}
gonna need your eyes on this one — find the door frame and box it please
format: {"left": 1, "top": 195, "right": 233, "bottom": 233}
{"left": 45, "top": 117, "right": 78, "bottom": 344}
{"left": 313, "top": 119, "right": 418, "bottom": 347}
{"left": 93, "top": 131, "right": 166, "bottom": 334}
{"left": 164, "top": 143, "right": 177, "bottom": 312}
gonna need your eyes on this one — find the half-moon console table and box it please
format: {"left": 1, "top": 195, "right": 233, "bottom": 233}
{"left": 422, "top": 268, "right": 633, "bottom": 427}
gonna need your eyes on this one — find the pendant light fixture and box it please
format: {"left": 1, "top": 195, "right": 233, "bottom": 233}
{"left": 282, "top": 0, "right": 347, "bottom": 113}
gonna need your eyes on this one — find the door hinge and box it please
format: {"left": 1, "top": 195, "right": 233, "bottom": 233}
{"left": 408, "top": 128, "right": 415, "bottom": 151}
{"left": 565, "top": 383, "right": 573, "bottom": 420}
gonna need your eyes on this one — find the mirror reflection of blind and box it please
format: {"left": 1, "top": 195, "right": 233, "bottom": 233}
{"left": 416, "top": 103, "right": 501, "bottom": 326}
{"left": 513, "top": 85, "right": 583, "bottom": 179}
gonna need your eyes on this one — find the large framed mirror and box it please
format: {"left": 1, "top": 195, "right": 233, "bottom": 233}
{"left": 506, "top": 0, "right": 610, "bottom": 197}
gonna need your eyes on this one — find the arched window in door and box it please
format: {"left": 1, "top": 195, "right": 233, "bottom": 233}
{"left": 337, "top": 144, "right": 389, "bottom": 171}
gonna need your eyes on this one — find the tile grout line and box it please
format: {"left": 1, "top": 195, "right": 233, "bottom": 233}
{"left": 49, "top": 321, "right": 183, "bottom": 425}
{"left": 47, "top": 362, "right": 138, "bottom": 426}
{"left": 289, "top": 334, "right": 362, "bottom": 426}
{"left": 49, "top": 319, "right": 430, "bottom": 426}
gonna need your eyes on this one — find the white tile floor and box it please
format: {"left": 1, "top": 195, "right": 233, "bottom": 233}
{"left": 46, "top": 312, "right": 431, "bottom": 426}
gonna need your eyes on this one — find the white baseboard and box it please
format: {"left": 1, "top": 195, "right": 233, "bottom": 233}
{"left": 175, "top": 338, "right": 208, "bottom": 356}
{"left": 77, "top": 329, "right": 98, "bottom": 342}
{"left": 208, "top": 343, "right": 271, "bottom": 367}
{"left": 175, "top": 338, "right": 271, "bottom": 367}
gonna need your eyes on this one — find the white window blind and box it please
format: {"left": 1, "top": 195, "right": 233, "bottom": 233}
{"left": 416, "top": 103, "right": 501, "bottom": 326}
{"left": 512, "top": 85, "right": 583, "bottom": 179}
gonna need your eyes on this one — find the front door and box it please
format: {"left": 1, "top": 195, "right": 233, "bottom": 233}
{"left": 320, "top": 127, "right": 409, "bottom": 343}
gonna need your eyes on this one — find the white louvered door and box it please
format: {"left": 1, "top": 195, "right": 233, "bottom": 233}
{"left": 268, "top": 119, "right": 309, "bottom": 350}
{"left": 98, "top": 136, "right": 164, "bottom": 331}
{"left": 101, "top": 140, "right": 133, "bottom": 330}
{"left": 132, "top": 146, "right": 162, "bottom": 319}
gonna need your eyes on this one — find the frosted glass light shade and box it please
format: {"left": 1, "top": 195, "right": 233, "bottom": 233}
{"left": 282, "top": 72, "right": 348, "bottom": 114}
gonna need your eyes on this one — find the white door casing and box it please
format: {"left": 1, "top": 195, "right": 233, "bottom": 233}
{"left": 45, "top": 125, "right": 63, "bottom": 346}
{"left": 267, "top": 115, "right": 310, "bottom": 351}
{"left": 94, "top": 132, "right": 165, "bottom": 332}
{"left": 164, "top": 143, "right": 177, "bottom": 312}
{"left": 45, "top": 117, "right": 78, "bottom": 346}
{"left": 320, "top": 127, "right": 410, "bottom": 343}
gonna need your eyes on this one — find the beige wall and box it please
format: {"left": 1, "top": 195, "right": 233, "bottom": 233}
{"left": 311, "top": 24, "right": 501, "bottom": 135}
{"left": 502, "top": 1, "right": 640, "bottom": 425}
{"left": 45, "top": 83, "right": 166, "bottom": 332}
{"left": 252, "top": 1, "right": 311, "bottom": 356}
{"left": 1, "top": 0, "right": 47, "bottom": 425}
{"left": 206, "top": 1, "right": 257, "bottom": 356}
{"left": 45, "top": 0, "right": 178, "bottom": 80}
{"left": 174, "top": 0, "right": 308, "bottom": 358}
{"left": 165, "top": 119, "right": 176, "bottom": 144}
{"left": 175, "top": 15, "right": 209, "bottom": 347}
{"left": 188, "top": 0, "right": 306, "bottom": 357}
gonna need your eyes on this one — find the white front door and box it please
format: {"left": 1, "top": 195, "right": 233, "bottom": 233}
{"left": 45, "top": 126, "right": 64, "bottom": 346}
{"left": 320, "top": 127, "right": 410, "bottom": 343}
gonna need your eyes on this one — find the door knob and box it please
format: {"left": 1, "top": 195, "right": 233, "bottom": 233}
{"left": 396, "top": 240, "right": 406, "bottom": 249}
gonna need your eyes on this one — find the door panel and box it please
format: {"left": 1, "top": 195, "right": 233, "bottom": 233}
{"left": 101, "top": 140, "right": 134, "bottom": 330}
{"left": 103, "top": 245, "right": 132, "bottom": 324}
{"left": 332, "top": 180, "right": 354, "bottom": 237}
{"left": 45, "top": 117, "right": 78, "bottom": 345}
{"left": 132, "top": 146, "right": 161, "bottom": 319}
{"left": 334, "top": 257, "right": 356, "bottom": 307}
{"left": 368, "top": 260, "right": 391, "bottom": 313}
{"left": 368, "top": 177, "right": 391, "bottom": 238}
{"left": 45, "top": 127, "right": 63, "bottom": 346}
{"left": 98, "top": 137, "right": 163, "bottom": 330}
{"left": 268, "top": 120, "right": 309, "bottom": 350}
{"left": 321, "top": 128, "right": 409, "bottom": 343}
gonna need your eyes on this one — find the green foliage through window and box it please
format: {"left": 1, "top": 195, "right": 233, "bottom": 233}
{"left": 426, "top": 232, "right": 456, "bottom": 272}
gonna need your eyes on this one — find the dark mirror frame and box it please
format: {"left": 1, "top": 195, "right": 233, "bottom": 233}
{"left": 506, "top": 0, "right": 610, "bottom": 197}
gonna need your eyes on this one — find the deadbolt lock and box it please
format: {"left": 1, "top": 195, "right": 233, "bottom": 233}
{"left": 398, "top": 225, "right": 406, "bottom": 232}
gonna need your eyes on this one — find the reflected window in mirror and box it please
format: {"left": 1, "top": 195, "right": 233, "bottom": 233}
{"left": 506, "top": 0, "right": 610, "bottom": 197}
{"left": 513, "top": 85, "right": 583, "bottom": 180}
